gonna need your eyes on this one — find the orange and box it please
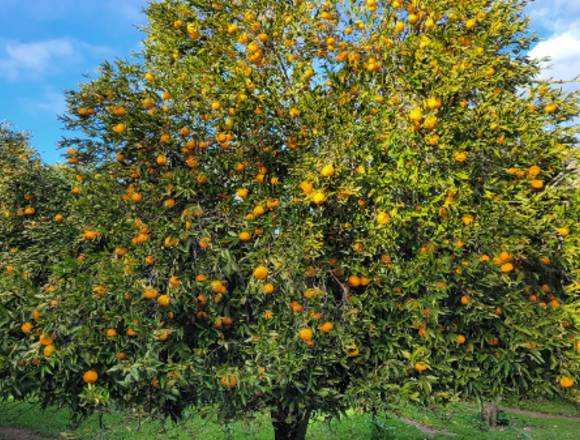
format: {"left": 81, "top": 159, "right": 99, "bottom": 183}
{"left": 263, "top": 283, "right": 275, "bottom": 294}
{"left": 427, "top": 96, "right": 442, "bottom": 110}
{"left": 319, "top": 322, "right": 333, "bottom": 333}
{"left": 39, "top": 333, "right": 53, "bottom": 346}
{"left": 347, "top": 346, "right": 360, "bottom": 357}
{"left": 31, "top": 310, "right": 41, "bottom": 321}
{"left": 454, "top": 152, "right": 468, "bottom": 162}
{"left": 83, "top": 370, "right": 99, "bottom": 384}
{"left": 290, "top": 301, "right": 304, "bottom": 313}
{"left": 557, "top": 227, "right": 569, "bottom": 237}
{"left": 145, "top": 255, "right": 155, "bottom": 265}
{"left": 528, "top": 165, "right": 541, "bottom": 178}
{"left": 156, "top": 155, "right": 168, "bottom": 166}
{"left": 312, "top": 191, "right": 326, "bottom": 205}
{"left": 320, "top": 164, "right": 335, "bottom": 177}
{"left": 347, "top": 275, "right": 361, "bottom": 288}
{"left": 500, "top": 263, "right": 514, "bottom": 273}
{"left": 531, "top": 179, "right": 544, "bottom": 189}
{"left": 43, "top": 344, "right": 56, "bottom": 358}
{"left": 253, "top": 265, "right": 268, "bottom": 280}
{"left": 289, "top": 107, "right": 301, "bottom": 118}
{"left": 414, "top": 362, "right": 428, "bottom": 372}
{"left": 408, "top": 107, "right": 423, "bottom": 122}
{"left": 54, "top": 214, "right": 64, "bottom": 223}
{"left": 559, "top": 376, "right": 574, "bottom": 388}
{"left": 376, "top": 212, "right": 390, "bottom": 225}
{"left": 236, "top": 188, "right": 249, "bottom": 198}
{"left": 21, "top": 322, "right": 33, "bottom": 335}
{"left": 299, "top": 328, "right": 313, "bottom": 342}
{"left": 300, "top": 181, "right": 313, "bottom": 194}
{"left": 456, "top": 335, "right": 466, "bottom": 344}
{"left": 168, "top": 275, "right": 181, "bottom": 288}
{"left": 239, "top": 231, "right": 251, "bottom": 241}
{"left": 460, "top": 295, "right": 470, "bottom": 305}
{"left": 157, "top": 295, "right": 170, "bottom": 307}
{"left": 106, "top": 328, "right": 117, "bottom": 338}
{"left": 143, "top": 287, "right": 159, "bottom": 300}
{"left": 112, "top": 123, "right": 126, "bottom": 134}
{"left": 263, "top": 310, "right": 273, "bottom": 320}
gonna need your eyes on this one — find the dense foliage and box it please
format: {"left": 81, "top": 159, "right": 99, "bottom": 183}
{"left": 1, "top": 1, "right": 578, "bottom": 438}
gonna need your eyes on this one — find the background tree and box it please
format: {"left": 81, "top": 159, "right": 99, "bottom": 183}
{"left": 1, "top": 1, "right": 579, "bottom": 439}
{"left": 0, "top": 124, "right": 74, "bottom": 399}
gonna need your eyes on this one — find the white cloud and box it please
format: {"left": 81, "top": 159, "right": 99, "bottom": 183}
{"left": 528, "top": 1, "right": 580, "bottom": 32}
{"left": 0, "top": 38, "right": 110, "bottom": 81}
{"left": 529, "top": 30, "right": 580, "bottom": 82}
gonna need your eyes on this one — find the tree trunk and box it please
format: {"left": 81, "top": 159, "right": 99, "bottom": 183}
{"left": 271, "top": 406, "right": 310, "bottom": 440}
{"left": 480, "top": 402, "right": 498, "bottom": 428}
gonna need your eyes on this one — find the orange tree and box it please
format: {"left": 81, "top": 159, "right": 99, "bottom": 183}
{"left": 0, "top": 124, "right": 74, "bottom": 398}
{"left": 2, "top": 1, "right": 579, "bottom": 438}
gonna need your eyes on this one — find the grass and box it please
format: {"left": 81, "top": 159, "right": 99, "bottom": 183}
{"left": 0, "top": 399, "right": 578, "bottom": 439}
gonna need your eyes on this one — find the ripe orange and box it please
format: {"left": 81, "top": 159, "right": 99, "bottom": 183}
{"left": 168, "top": 275, "right": 181, "bottom": 288}
{"left": 320, "top": 164, "right": 335, "bottom": 177}
{"left": 143, "top": 287, "right": 159, "bottom": 300}
{"left": 253, "top": 265, "right": 268, "bottom": 280}
{"left": 299, "top": 328, "right": 313, "bottom": 342}
{"left": 112, "top": 123, "right": 126, "bottom": 134}
{"left": 21, "top": 322, "right": 33, "bottom": 335}
{"left": 347, "top": 346, "right": 360, "bottom": 357}
{"left": 300, "top": 181, "right": 313, "bottom": 194}
{"left": 557, "top": 227, "right": 569, "bottom": 237}
{"left": 263, "top": 283, "right": 275, "bottom": 294}
{"left": 559, "top": 376, "right": 574, "bottom": 388}
{"left": 414, "top": 362, "right": 428, "bottom": 373}
{"left": 43, "top": 344, "right": 56, "bottom": 358}
{"left": 319, "top": 322, "right": 333, "bottom": 333}
{"left": 239, "top": 231, "right": 251, "bottom": 241}
{"left": 312, "top": 191, "right": 326, "bottom": 205}
{"left": 347, "top": 275, "right": 361, "bottom": 288}
{"left": 156, "top": 154, "right": 168, "bottom": 166}
{"left": 500, "top": 263, "right": 514, "bottom": 273}
{"left": 290, "top": 301, "right": 304, "bottom": 313}
{"left": 106, "top": 328, "right": 117, "bottom": 338}
{"left": 456, "top": 335, "right": 466, "bottom": 344}
{"left": 460, "top": 295, "right": 470, "bottom": 305}
{"left": 289, "top": 107, "right": 301, "bottom": 118}
{"left": 544, "top": 103, "right": 557, "bottom": 113}
{"left": 83, "top": 370, "right": 99, "bottom": 384}
{"left": 408, "top": 107, "right": 423, "bottom": 122}
{"left": 528, "top": 165, "right": 541, "bottom": 178}
{"left": 236, "top": 188, "right": 249, "bottom": 198}
{"left": 157, "top": 295, "right": 170, "bottom": 307}
{"left": 376, "top": 212, "right": 390, "bottom": 225}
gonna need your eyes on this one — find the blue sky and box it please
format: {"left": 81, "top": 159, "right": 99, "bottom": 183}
{"left": 0, "top": 0, "right": 578, "bottom": 164}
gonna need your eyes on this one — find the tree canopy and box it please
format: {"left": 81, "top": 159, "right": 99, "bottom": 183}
{"left": 1, "top": 1, "right": 578, "bottom": 438}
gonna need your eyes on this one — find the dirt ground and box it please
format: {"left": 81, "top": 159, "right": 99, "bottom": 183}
{"left": 0, "top": 428, "right": 53, "bottom": 440}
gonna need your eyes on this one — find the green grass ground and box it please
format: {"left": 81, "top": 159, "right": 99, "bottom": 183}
{"left": 0, "top": 399, "right": 578, "bottom": 439}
